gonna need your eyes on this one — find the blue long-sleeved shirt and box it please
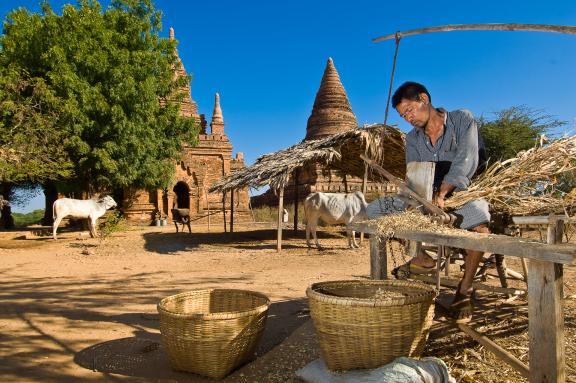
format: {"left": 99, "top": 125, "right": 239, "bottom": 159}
{"left": 405, "top": 109, "right": 482, "bottom": 191}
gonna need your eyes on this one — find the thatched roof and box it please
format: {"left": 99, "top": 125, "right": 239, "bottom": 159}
{"left": 209, "top": 124, "right": 406, "bottom": 193}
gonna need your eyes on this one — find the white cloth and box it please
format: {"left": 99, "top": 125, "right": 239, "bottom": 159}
{"left": 296, "top": 357, "right": 456, "bottom": 383}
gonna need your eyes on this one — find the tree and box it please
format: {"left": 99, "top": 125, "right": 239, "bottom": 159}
{"left": 0, "top": 0, "right": 199, "bottom": 193}
{"left": 477, "top": 106, "right": 565, "bottom": 162}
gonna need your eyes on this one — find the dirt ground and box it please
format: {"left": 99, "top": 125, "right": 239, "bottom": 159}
{"left": 0, "top": 223, "right": 575, "bottom": 382}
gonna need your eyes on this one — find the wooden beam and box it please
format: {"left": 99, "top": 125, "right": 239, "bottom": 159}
{"left": 412, "top": 274, "right": 525, "bottom": 296}
{"left": 351, "top": 222, "right": 576, "bottom": 265}
{"left": 528, "top": 219, "right": 565, "bottom": 382}
{"left": 373, "top": 23, "right": 576, "bottom": 43}
{"left": 513, "top": 215, "right": 576, "bottom": 225}
{"left": 277, "top": 187, "right": 285, "bottom": 252}
{"left": 457, "top": 323, "right": 530, "bottom": 378}
{"left": 230, "top": 188, "right": 235, "bottom": 233}
{"left": 370, "top": 237, "right": 387, "bottom": 279}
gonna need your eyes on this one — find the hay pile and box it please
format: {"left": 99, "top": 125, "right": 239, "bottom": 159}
{"left": 445, "top": 135, "right": 576, "bottom": 215}
{"left": 373, "top": 210, "right": 464, "bottom": 238}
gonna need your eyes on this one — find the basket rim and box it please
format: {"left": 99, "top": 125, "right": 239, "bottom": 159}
{"left": 306, "top": 279, "right": 436, "bottom": 307}
{"left": 157, "top": 288, "right": 270, "bottom": 320}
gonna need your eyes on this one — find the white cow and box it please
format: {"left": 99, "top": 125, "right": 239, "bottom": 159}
{"left": 304, "top": 191, "right": 368, "bottom": 249}
{"left": 52, "top": 196, "right": 117, "bottom": 240}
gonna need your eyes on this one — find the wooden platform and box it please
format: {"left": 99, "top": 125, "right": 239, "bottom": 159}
{"left": 352, "top": 219, "right": 576, "bottom": 383}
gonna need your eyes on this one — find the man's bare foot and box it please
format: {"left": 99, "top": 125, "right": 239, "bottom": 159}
{"left": 449, "top": 282, "right": 473, "bottom": 323}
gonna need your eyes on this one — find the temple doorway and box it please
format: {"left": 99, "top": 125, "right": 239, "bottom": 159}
{"left": 173, "top": 181, "right": 190, "bottom": 209}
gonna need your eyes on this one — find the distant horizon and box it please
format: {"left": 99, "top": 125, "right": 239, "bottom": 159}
{"left": 3, "top": 0, "right": 575, "bottom": 213}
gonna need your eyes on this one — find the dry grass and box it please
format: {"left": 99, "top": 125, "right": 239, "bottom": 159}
{"left": 445, "top": 135, "right": 576, "bottom": 215}
{"left": 372, "top": 210, "right": 467, "bottom": 238}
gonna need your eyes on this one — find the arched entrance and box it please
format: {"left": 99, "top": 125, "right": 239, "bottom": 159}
{"left": 173, "top": 181, "right": 190, "bottom": 209}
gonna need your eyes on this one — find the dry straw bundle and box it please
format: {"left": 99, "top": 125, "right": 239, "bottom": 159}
{"left": 374, "top": 210, "right": 460, "bottom": 238}
{"left": 445, "top": 135, "right": 576, "bottom": 215}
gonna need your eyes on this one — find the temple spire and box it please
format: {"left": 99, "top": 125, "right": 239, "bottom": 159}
{"left": 210, "top": 93, "right": 225, "bottom": 135}
{"left": 169, "top": 27, "right": 175, "bottom": 40}
{"left": 305, "top": 57, "right": 357, "bottom": 140}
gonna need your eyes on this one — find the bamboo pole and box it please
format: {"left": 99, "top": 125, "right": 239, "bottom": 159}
{"left": 277, "top": 187, "right": 285, "bottom": 252}
{"left": 373, "top": 23, "right": 576, "bottom": 43}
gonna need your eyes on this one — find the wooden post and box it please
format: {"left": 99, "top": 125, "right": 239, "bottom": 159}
{"left": 277, "top": 187, "right": 285, "bottom": 252}
{"left": 222, "top": 191, "right": 227, "bottom": 233}
{"left": 230, "top": 188, "right": 235, "bottom": 233}
{"left": 293, "top": 169, "right": 299, "bottom": 233}
{"left": 343, "top": 174, "right": 348, "bottom": 193}
{"left": 527, "top": 218, "right": 565, "bottom": 383}
{"left": 360, "top": 162, "right": 368, "bottom": 244}
{"left": 370, "top": 236, "right": 387, "bottom": 279}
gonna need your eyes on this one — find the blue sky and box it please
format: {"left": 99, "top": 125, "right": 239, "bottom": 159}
{"left": 2, "top": 0, "right": 576, "bottom": 212}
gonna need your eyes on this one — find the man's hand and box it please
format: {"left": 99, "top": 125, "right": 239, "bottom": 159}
{"left": 434, "top": 181, "right": 455, "bottom": 209}
{"left": 433, "top": 194, "right": 445, "bottom": 209}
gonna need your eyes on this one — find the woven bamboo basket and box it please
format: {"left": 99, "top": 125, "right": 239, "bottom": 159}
{"left": 157, "top": 289, "right": 270, "bottom": 379}
{"left": 306, "top": 280, "right": 436, "bottom": 371}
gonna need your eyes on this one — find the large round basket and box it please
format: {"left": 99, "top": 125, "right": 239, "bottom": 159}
{"left": 157, "top": 289, "right": 270, "bottom": 379}
{"left": 306, "top": 280, "right": 436, "bottom": 371}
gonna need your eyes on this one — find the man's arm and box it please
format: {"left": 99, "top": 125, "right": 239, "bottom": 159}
{"left": 442, "top": 110, "right": 479, "bottom": 192}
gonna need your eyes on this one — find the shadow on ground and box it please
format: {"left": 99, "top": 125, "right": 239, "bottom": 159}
{"left": 73, "top": 298, "right": 309, "bottom": 381}
{"left": 142, "top": 228, "right": 348, "bottom": 254}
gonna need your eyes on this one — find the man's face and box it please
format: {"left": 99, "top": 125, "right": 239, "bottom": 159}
{"left": 395, "top": 96, "right": 429, "bottom": 129}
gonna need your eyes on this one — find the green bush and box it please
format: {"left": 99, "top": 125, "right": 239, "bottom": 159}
{"left": 99, "top": 211, "right": 127, "bottom": 239}
{"left": 13, "top": 209, "right": 45, "bottom": 227}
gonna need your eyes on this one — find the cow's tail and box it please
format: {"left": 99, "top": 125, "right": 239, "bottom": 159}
{"left": 52, "top": 200, "right": 56, "bottom": 220}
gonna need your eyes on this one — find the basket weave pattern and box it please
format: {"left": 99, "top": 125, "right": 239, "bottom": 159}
{"left": 307, "top": 280, "right": 436, "bottom": 371}
{"left": 158, "top": 289, "right": 269, "bottom": 379}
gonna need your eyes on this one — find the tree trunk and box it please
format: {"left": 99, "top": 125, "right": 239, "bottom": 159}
{"left": 0, "top": 183, "right": 14, "bottom": 229}
{"left": 42, "top": 181, "right": 58, "bottom": 226}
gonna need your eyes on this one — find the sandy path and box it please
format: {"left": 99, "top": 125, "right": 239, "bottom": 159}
{"left": 0, "top": 225, "right": 368, "bottom": 382}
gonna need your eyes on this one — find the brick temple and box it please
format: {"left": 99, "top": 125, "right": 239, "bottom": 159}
{"left": 122, "top": 28, "right": 250, "bottom": 225}
{"left": 252, "top": 58, "right": 394, "bottom": 207}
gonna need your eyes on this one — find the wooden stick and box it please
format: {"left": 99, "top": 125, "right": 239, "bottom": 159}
{"left": 373, "top": 23, "right": 576, "bottom": 43}
{"left": 277, "top": 187, "right": 285, "bottom": 252}
{"left": 360, "top": 154, "right": 449, "bottom": 221}
{"left": 360, "top": 162, "right": 368, "bottom": 245}
{"left": 457, "top": 323, "right": 530, "bottom": 378}
{"left": 222, "top": 191, "right": 227, "bottom": 233}
{"left": 412, "top": 274, "right": 525, "bottom": 296}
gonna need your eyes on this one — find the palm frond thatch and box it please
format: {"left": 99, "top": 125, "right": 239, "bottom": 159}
{"left": 209, "top": 124, "right": 406, "bottom": 193}
{"left": 445, "top": 135, "right": 576, "bottom": 215}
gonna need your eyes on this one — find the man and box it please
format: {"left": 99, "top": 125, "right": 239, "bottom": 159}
{"left": 367, "top": 81, "right": 490, "bottom": 320}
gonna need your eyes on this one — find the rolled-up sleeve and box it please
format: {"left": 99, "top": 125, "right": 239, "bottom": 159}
{"left": 443, "top": 111, "right": 478, "bottom": 190}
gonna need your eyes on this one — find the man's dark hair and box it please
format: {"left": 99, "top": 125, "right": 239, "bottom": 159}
{"left": 391, "top": 82, "right": 431, "bottom": 108}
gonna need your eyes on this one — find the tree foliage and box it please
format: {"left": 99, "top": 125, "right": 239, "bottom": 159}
{"left": 0, "top": 0, "right": 199, "bottom": 191}
{"left": 477, "top": 106, "right": 565, "bottom": 162}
